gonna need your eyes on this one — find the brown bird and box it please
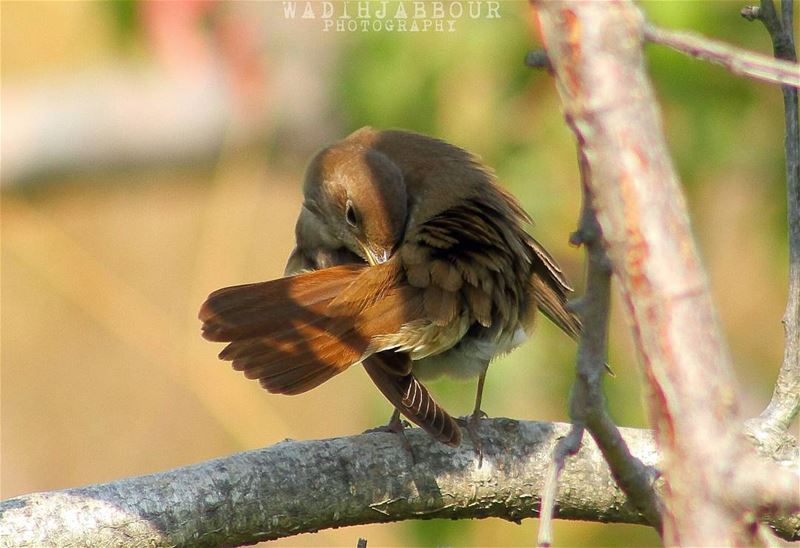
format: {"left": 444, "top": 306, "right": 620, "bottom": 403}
{"left": 200, "top": 127, "right": 580, "bottom": 449}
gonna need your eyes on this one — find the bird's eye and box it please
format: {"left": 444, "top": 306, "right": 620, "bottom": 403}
{"left": 345, "top": 200, "right": 358, "bottom": 228}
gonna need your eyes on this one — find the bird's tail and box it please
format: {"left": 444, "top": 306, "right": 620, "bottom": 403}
{"left": 200, "top": 263, "right": 461, "bottom": 445}
{"left": 200, "top": 265, "right": 374, "bottom": 395}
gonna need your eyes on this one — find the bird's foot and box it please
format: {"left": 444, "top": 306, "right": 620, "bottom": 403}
{"left": 363, "top": 413, "right": 416, "bottom": 462}
{"left": 457, "top": 410, "right": 487, "bottom": 467}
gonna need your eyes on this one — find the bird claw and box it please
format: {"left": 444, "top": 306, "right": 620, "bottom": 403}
{"left": 363, "top": 418, "right": 409, "bottom": 435}
{"left": 457, "top": 411, "right": 486, "bottom": 467}
{"left": 363, "top": 415, "right": 416, "bottom": 463}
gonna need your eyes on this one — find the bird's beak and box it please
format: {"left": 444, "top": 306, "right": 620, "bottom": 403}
{"left": 358, "top": 241, "right": 391, "bottom": 266}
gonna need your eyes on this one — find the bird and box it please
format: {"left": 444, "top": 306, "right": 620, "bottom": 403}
{"left": 199, "top": 127, "right": 580, "bottom": 450}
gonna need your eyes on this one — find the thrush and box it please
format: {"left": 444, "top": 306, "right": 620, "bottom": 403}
{"left": 200, "top": 127, "right": 580, "bottom": 449}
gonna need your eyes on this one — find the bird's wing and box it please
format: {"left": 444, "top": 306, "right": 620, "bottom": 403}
{"left": 527, "top": 237, "right": 582, "bottom": 340}
{"left": 398, "top": 195, "right": 532, "bottom": 333}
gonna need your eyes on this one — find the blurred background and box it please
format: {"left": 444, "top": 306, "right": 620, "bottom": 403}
{"left": 2, "top": 1, "right": 795, "bottom": 546}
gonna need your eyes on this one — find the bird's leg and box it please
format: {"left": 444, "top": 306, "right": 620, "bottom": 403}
{"left": 363, "top": 408, "right": 405, "bottom": 434}
{"left": 459, "top": 364, "right": 489, "bottom": 466}
{"left": 472, "top": 369, "right": 489, "bottom": 420}
{"left": 385, "top": 408, "right": 406, "bottom": 433}
{"left": 364, "top": 408, "right": 415, "bottom": 461}
{"left": 471, "top": 370, "right": 487, "bottom": 465}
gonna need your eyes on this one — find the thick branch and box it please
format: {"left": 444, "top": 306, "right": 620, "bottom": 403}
{"left": 536, "top": 1, "right": 800, "bottom": 545}
{"left": 644, "top": 24, "right": 800, "bottom": 89}
{"left": 743, "top": 0, "right": 800, "bottom": 455}
{"left": 0, "top": 420, "right": 660, "bottom": 546}
{"left": 1, "top": 428, "right": 796, "bottom": 546}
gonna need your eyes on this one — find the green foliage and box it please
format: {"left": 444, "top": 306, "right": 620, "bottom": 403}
{"left": 103, "top": 0, "right": 140, "bottom": 48}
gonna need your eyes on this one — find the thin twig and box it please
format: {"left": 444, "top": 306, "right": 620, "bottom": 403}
{"left": 525, "top": 49, "right": 552, "bottom": 71}
{"left": 568, "top": 141, "right": 664, "bottom": 532}
{"left": 536, "top": 424, "right": 584, "bottom": 547}
{"left": 535, "top": 132, "right": 664, "bottom": 547}
{"left": 743, "top": 0, "right": 800, "bottom": 452}
{"left": 644, "top": 24, "right": 800, "bottom": 89}
{"left": 741, "top": 1, "right": 797, "bottom": 62}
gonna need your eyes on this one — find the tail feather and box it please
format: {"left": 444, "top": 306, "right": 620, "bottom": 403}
{"left": 200, "top": 265, "right": 374, "bottom": 394}
{"left": 259, "top": 362, "right": 341, "bottom": 395}
{"left": 200, "top": 265, "right": 364, "bottom": 342}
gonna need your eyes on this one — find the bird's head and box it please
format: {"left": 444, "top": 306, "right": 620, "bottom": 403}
{"left": 303, "top": 142, "right": 407, "bottom": 266}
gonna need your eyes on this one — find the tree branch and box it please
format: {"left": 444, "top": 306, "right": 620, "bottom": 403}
{"left": 2, "top": 420, "right": 796, "bottom": 546}
{"left": 536, "top": 1, "right": 800, "bottom": 544}
{"left": 643, "top": 24, "right": 800, "bottom": 89}
{"left": 741, "top": 1, "right": 797, "bottom": 62}
{"left": 537, "top": 423, "right": 584, "bottom": 547}
{"left": 3, "top": 419, "right": 796, "bottom": 546}
{"left": 537, "top": 139, "right": 663, "bottom": 547}
{"left": 525, "top": 49, "right": 552, "bottom": 71}
{"left": 569, "top": 130, "right": 665, "bottom": 533}
{"left": 742, "top": 0, "right": 800, "bottom": 458}
{"left": 0, "top": 420, "right": 661, "bottom": 546}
